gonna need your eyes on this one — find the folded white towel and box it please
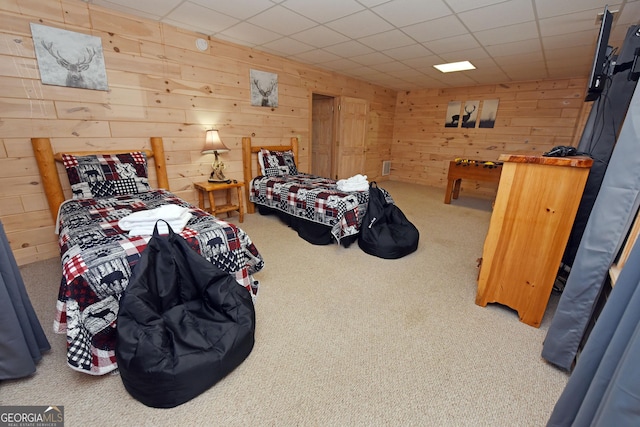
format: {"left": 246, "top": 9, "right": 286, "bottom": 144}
{"left": 337, "top": 174, "right": 369, "bottom": 192}
{"left": 126, "top": 213, "right": 192, "bottom": 236}
{"left": 118, "top": 204, "right": 192, "bottom": 235}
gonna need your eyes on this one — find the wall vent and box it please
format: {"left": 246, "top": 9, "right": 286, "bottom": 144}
{"left": 382, "top": 160, "right": 391, "bottom": 176}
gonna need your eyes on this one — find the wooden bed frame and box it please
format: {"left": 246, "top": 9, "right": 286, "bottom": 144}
{"left": 241, "top": 136, "right": 299, "bottom": 214}
{"left": 31, "top": 137, "right": 170, "bottom": 222}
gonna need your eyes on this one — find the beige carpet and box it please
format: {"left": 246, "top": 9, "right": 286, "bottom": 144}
{"left": 2, "top": 181, "right": 568, "bottom": 426}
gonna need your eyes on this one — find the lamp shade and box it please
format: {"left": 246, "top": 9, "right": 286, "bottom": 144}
{"left": 202, "top": 129, "right": 229, "bottom": 154}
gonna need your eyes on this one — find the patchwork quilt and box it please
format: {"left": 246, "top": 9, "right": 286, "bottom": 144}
{"left": 249, "top": 173, "right": 391, "bottom": 243}
{"left": 54, "top": 189, "right": 263, "bottom": 375}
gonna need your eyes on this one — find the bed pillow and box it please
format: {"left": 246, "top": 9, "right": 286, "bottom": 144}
{"left": 259, "top": 148, "right": 298, "bottom": 177}
{"left": 62, "top": 152, "right": 150, "bottom": 199}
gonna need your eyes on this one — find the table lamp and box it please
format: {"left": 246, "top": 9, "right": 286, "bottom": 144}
{"left": 202, "top": 129, "right": 230, "bottom": 183}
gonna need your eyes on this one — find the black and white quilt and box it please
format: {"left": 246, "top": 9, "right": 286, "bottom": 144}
{"left": 249, "top": 173, "right": 392, "bottom": 242}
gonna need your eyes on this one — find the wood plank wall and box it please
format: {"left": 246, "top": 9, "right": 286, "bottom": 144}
{"left": 392, "top": 79, "right": 591, "bottom": 199}
{"left": 0, "top": 0, "right": 397, "bottom": 266}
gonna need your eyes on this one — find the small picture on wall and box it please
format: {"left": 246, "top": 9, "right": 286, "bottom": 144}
{"left": 31, "top": 23, "right": 108, "bottom": 91}
{"left": 461, "top": 100, "right": 479, "bottom": 128}
{"left": 250, "top": 69, "right": 278, "bottom": 107}
{"left": 445, "top": 101, "right": 462, "bottom": 128}
{"left": 479, "top": 99, "right": 499, "bottom": 128}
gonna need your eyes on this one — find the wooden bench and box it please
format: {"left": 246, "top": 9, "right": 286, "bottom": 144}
{"left": 444, "top": 160, "right": 502, "bottom": 204}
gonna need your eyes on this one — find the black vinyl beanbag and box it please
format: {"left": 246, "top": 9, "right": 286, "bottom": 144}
{"left": 116, "top": 221, "right": 256, "bottom": 408}
{"left": 358, "top": 182, "right": 419, "bottom": 259}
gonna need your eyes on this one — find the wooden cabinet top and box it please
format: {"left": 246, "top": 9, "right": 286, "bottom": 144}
{"left": 498, "top": 154, "right": 593, "bottom": 168}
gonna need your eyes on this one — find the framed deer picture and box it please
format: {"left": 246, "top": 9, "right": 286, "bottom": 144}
{"left": 30, "top": 23, "right": 108, "bottom": 91}
{"left": 250, "top": 69, "right": 278, "bottom": 108}
{"left": 461, "top": 100, "right": 479, "bottom": 128}
{"left": 445, "top": 101, "right": 462, "bottom": 128}
{"left": 444, "top": 100, "right": 486, "bottom": 129}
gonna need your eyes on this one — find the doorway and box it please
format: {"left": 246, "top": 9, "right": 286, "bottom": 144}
{"left": 311, "top": 93, "right": 369, "bottom": 180}
{"left": 311, "top": 93, "right": 335, "bottom": 178}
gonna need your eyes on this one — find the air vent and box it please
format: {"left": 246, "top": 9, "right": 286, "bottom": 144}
{"left": 382, "top": 160, "right": 391, "bottom": 176}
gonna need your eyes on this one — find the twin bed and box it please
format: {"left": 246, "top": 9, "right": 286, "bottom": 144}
{"left": 241, "top": 136, "right": 386, "bottom": 247}
{"left": 32, "top": 135, "right": 381, "bottom": 375}
{"left": 32, "top": 137, "right": 263, "bottom": 375}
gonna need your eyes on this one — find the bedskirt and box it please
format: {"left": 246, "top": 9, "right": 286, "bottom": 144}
{"left": 257, "top": 204, "right": 358, "bottom": 247}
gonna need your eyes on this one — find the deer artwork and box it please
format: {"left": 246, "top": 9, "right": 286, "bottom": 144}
{"left": 253, "top": 79, "right": 276, "bottom": 107}
{"left": 41, "top": 41, "right": 96, "bottom": 89}
{"left": 461, "top": 104, "right": 476, "bottom": 128}
{"left": 451, "top": 104, "right": 476, "bottom": 127}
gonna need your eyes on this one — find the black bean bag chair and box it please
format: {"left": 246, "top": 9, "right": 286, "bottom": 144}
{"left": 358, "top": 182, "right": 419, "bottom": 259}
{"left": 116, "top": 221, "right": 255, "bottom": 408}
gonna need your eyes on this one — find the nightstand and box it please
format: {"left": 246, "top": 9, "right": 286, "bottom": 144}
{"left": 194, "top": 181, "right": 244, "bottom": 223}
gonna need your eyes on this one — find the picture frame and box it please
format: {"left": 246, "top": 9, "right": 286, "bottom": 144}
{"left": 31, "top": 23, "right": 108, "bottom": 91}
{"left": 250, "top": 69, "right": 278, "bottom": 107}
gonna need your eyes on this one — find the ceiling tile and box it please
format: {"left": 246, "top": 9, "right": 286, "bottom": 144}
{"left": 261, "top": 37, "right": 314, "bottom": 55}
{"left": 372, "top": 0, "right": 452, "bottom": 27}
{"left": 442, "top": 0, "right": 507, "bottom": 13}
{"left": 386, "top": 68, "right": 432, "bottom": 79}
{"left": 326, "top": 10, "right": 394, "bottom": 38}
{"left": 402, "top": 15, "right": 469, "bottom": 43}
{"left": 474, "top": 21, "right": 539, "bottom": 46}
{"left": 496, "top": 57, "right": 546, "bottom": 72}
{"left": 357, "top": 0, "right": 391, "bottom": 6}
{"left": 544, "top": 45, "right": 594, "bottom": 61}
{"left": 541, "top": 30, "right": 598, "bottom": 50}
{"left": 485, "top": 39, "right": 542, "bottom": 58}
{"left": 538, "top": 8, "right": 607, "bottom": 37}
{"left": 457, "top": 0, "right": 536, "bottom": 32}
{"left": 371, "top": 60, "right": 414, "bottom": 73}
{"left": 167, "top": 2, "right": 240, "bottom": 34}
{"left": 438, "top": 47, "right": 491, "bottom": 62}
{"left": 359, "top": 29, "right": 416, "bottom": 51}
{"left": 350, "top": 51, "right": 396, "bottom": 66}
{"left": 323, "top": 41, "right": 375, "bottom": 57}
{"left": 347, "top": 65, "right": 388, "bottom": 77}
{"left": 534, "top": 0, "right": 616, "bottom": 20}
{"left": 424, "top": 33, "right": 480, "bottom": 55}
{"left": 402, "top": 55, "right": 444, "bottom": 69}
{"left": 281, "top": 0, "right": 365, "bottom": 23}
{"left": 382, "top": 43, "right": 434, "bottom": 61}
{"left": 218, "top": 22, "right": 282, "bottom": 45}
{"left": 292, "top": 25, "right": 350, "bottom": 48}
{"left": 291, "top": 48, "right": 342, "bottom": 64}
{"left": 433, "top": 72, "right": 478, "bottom": 86}
{"left": 466, "top": 72, "right": 511, "bottom": 85}
{"left": 189, "top": 0, "right": 274, "bottom": 20}
{"left": 248, "top": 6, "right": 317, "bottom": 35}
{"left": 320, "top": 58, "right": 364, "bottom": 71}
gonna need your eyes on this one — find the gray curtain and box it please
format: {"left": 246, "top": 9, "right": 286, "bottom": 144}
{"left": 562, "top": 25, "right": 640, "bottom": 268}
{"left": 547, "top": 239, "right": 640, "bottom": 426}
{"left": 542, "top": 70, "right": 640, "bottom": 370}
{"left": 0, "top": 221, "right": 50, "bottom": 380}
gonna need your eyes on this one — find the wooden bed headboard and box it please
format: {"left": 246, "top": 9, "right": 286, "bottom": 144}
{"left": 31, "top": 137, "right": 170, "bottom": 222}
{"left": 242, "top": 136, "right": 299, "bottom": 214}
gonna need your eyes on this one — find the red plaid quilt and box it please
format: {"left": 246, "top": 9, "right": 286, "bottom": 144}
{"left": 53, "top": 189, "right": 263, "bottom": 375}
{"left": 249, "top": 173, "right": 391, "bottom": 243}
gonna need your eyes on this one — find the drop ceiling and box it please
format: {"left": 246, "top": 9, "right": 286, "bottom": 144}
{"left": 81, "top": 0, "right": 639, "bottom": 90}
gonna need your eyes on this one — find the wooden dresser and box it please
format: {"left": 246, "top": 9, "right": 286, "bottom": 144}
{"left": 475, "top": 154, "right": 593, "bottom": 327}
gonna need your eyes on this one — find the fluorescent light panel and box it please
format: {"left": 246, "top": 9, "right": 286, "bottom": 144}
{"left": 434, "top": 61, "right": 476, "bottom": 73}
